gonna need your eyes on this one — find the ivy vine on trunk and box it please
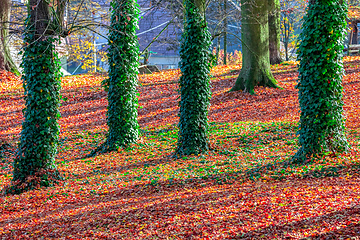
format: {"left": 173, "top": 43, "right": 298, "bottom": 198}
{"left": 176, "top": 0, "right": 211, "bottom": 156}
{"left": 7, "top": 0, "right": 63, "bottom": 194}
{"left": 292, "top": 0, "right": 349, "bottom": 163}
{"left": 91, "top": 0, "right": 140, "bottom": 156}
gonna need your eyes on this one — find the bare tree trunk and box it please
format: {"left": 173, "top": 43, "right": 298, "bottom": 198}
{"left": 268, "top": 0, "right": 282, "bottom": 64}
{"left": 350, "top": 22, "right": 358, "bottom": 45}
{"left": 0, "top": 0, "right": 19, "bottom": 75}
{"left": 216, "top": 36, "right": 220, "bottom": 65}
{"left": 284, "top": 18, "right": 289, "bottom": 61}
{"left": 230, "top": 0, "right": 281, "bottom": 94}
{"left": 223, "top": 0, "right": 227, "bottom": 65}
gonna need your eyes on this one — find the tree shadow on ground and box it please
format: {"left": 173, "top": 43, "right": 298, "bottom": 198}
{"left": 62, "top": 153, "right": 175, "bottom": 182}
{"left": 1, "top": 159, "right": 360, "bottom": 238}
{"left": 2, "top": 120, "right": 360, "bottom": 237}
{"left": 345, "top": 67, "right": 360, "bottom": 75}
{"left": 227, "top": 205, "right": 360, "bottom": 239}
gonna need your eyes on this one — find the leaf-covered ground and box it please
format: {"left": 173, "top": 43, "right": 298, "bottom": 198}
{"left": 1, "top": 57, "right": 360, "bottom": 239}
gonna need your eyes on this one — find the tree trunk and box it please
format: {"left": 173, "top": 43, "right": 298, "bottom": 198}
{"left": 292, "top": 0, "right": 349, "bottom": 163}
{"left": 89, "top": 0, "right": 140, "bottom": 156}
{"left": 350, "top": 22, "right": 358, "bottom": 45}
{"left": 268, "top": 0, "right": 282, "bottom": 64}
{"left": 177, "top": 0, "right": 211, "bottom": 155}
{"left": 230, "top": 0, "right": 281, "bottom": 95}
{"left": 0, "top": 0, "right": 19, "bottom": 75}
{"left": 283, "top": 18, "right": 289, "bottom": 61}
{"left": 216, "top": 0, "right": 221, "bottom": 65}
{"left": 106, "top": 0, "right": 140, "bottom": 148}
{"left": 11, "top": 0, "right": 62, "bottom": 194}
{"left": 216, "top": 36, "right": 220, "bottom": 65}
{"left": 223, "top": 0, "right": 227, "bottom": 65}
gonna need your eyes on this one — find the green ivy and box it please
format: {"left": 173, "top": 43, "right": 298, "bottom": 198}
{"left": 176, "top": 0, "right": 212, "bottom": 156}
{"left": 10, "top": 16, "right": 62, "bottom": 194}
{"left": 293, "top": 0, "right": 349, "bottom": 162}
{"left": 97, "top": 0, "right": 140, "bottom": 153}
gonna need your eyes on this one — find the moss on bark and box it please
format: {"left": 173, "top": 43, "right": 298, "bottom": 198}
{"left": 230, "top": 0, "right": 281, "bottom": 95}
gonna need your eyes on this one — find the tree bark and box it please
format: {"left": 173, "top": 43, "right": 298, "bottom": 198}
{"left": 268, "top": 0, "right": 282, "bottom": 64}
{"left": 283, "top": 17, "right": 289, "bottom": 61}
{"left": 230, "top": 0, "right": 281, "bottom": 95}
{"left": 216, "top": 36, "right": 220, "bottom": 64}
{"left": 350, "top": 22, "right": 358, "bottom": 45}
{"left": 194, "top": 0, "right": 206, "bottom": 15}
{"left": 223, "top": 0, "right": 227, "bottom": 65}
{"left": 0, "top": 0, "right": 19, "bottom": 75}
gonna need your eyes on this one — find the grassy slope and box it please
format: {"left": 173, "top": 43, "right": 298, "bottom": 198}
{"left": 0, "top": 57, "right": 360, "bottom": 238}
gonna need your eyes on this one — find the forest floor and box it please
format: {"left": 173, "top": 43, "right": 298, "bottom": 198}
{"left": 1, "top": 57, "right": 360, "bottom": 239}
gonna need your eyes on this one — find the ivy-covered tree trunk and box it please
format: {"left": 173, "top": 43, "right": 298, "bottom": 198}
{"left": 177, "top": 0, "right": 211, "bottom": 156}
{"left": 268, "top": 0, "right": 282, "bottom": 65}
{"left": 96, "top": 0, "right": 140, "bottom": 153}
{"left": 292, "top": 0, "right": 349, "bottom": 163}
{"left": 11, "top": 0, "right": 62, "bottom": 193}
{"left": 0, "top": 0, "right": 19, "bottom": 75}
{"left": 230, "top": 0, "right": 281, "bottom": 95}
